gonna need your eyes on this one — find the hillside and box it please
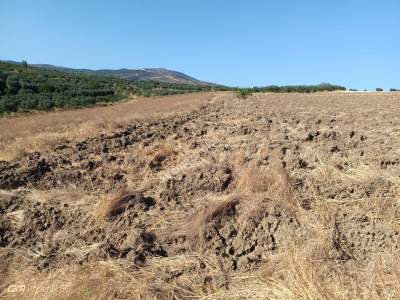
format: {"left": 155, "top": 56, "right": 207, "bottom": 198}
{"left": 39, "top": 66, "right": 211, "bottom": 86}
{"left": 5, "top": 60, "right": 212, "bottom": 86}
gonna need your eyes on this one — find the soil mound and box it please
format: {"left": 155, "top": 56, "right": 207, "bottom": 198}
{"left": 335, "top": 212, "right": 400, "bottom": 260}
{"left": 163, "top": 195, "right": 301, "bottom": 270}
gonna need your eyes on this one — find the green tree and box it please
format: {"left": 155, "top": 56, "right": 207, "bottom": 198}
{"left": 21, "top": 60, "right": 28, "bottom": 69}
{"left": 6, "top": 75, "right": 21, "bottom": 94}
{"left": 0, "top": 71, "right": 6, "bottom": 95}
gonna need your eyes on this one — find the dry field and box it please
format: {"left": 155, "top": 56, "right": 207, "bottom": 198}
{"left": 1, "top": 91, "right": 400, "bottom": 299}
{"left": 0, "top": 92, "right": 214, "bottom": 161}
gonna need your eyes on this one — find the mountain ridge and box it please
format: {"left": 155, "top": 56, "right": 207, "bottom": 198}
{"left": 2, "top": 60, "right": 214, "bottom": 86}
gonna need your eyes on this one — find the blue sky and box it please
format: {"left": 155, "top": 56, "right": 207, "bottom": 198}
{"left": 1, "top": 0, "right": 399, "bottom": 89}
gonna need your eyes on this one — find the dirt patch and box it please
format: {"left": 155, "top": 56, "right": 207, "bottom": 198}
{"left": 334, "top": 212, "right": 400, "bottom": 260}
{"left": 159, "top": 162, "right": 234, "bottom": 209}
{"left": 0, "top": 190, "right": 163, "bottom": 270}
{"left": 162, "top": 196, "right": 300, "bottom": 270}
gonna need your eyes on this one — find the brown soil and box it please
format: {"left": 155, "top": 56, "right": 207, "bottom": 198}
{"left": 1, "top": 91, "right": 400, "bottom": 299}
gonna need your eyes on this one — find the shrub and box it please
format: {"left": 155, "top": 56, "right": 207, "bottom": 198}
{"left": 376, "top": 88, "right": 384, "bottom": 92}
{"left": 235, "top": 88, "right": 253, "bottom": 99}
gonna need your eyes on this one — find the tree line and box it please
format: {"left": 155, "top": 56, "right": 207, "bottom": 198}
{"left": 235, "top": 83, "right": 346, "bottom": 98}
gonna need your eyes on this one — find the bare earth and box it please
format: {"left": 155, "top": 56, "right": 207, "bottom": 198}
{"left": 1, "top": 91, "right": 400, "bottom": 299}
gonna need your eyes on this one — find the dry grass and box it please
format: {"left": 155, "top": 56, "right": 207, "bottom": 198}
{"left": 236, "top": 165, "right": 295, "bottom": 208}
{"left": 0, "top": 119, "right": 126, "bottom": 161}
{"left": 26, "top": 188, "right": 90, "bottom": 205}
{"left": 216, "top": 249, "right": 400, "bottom": 299}
{"left": 3, "top": 248, "right": 399, "bottom": 299}
{"left": 96, "top": 189, "right": 141, "bottom": 220}
{"left": 0, "top": 254, "right": 230, "bottom": 300}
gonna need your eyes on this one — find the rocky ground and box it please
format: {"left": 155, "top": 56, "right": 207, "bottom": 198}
{"left": 0, "top": 92, "right": 400, "bottom": 299}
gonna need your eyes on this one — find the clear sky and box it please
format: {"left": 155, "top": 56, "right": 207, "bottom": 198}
{"left": 1, "top": 0, "right": 399, "bottom": 89}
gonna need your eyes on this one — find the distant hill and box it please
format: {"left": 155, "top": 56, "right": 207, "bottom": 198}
{"left": 3, "top": 61, "right": 212, "bottom": 86}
